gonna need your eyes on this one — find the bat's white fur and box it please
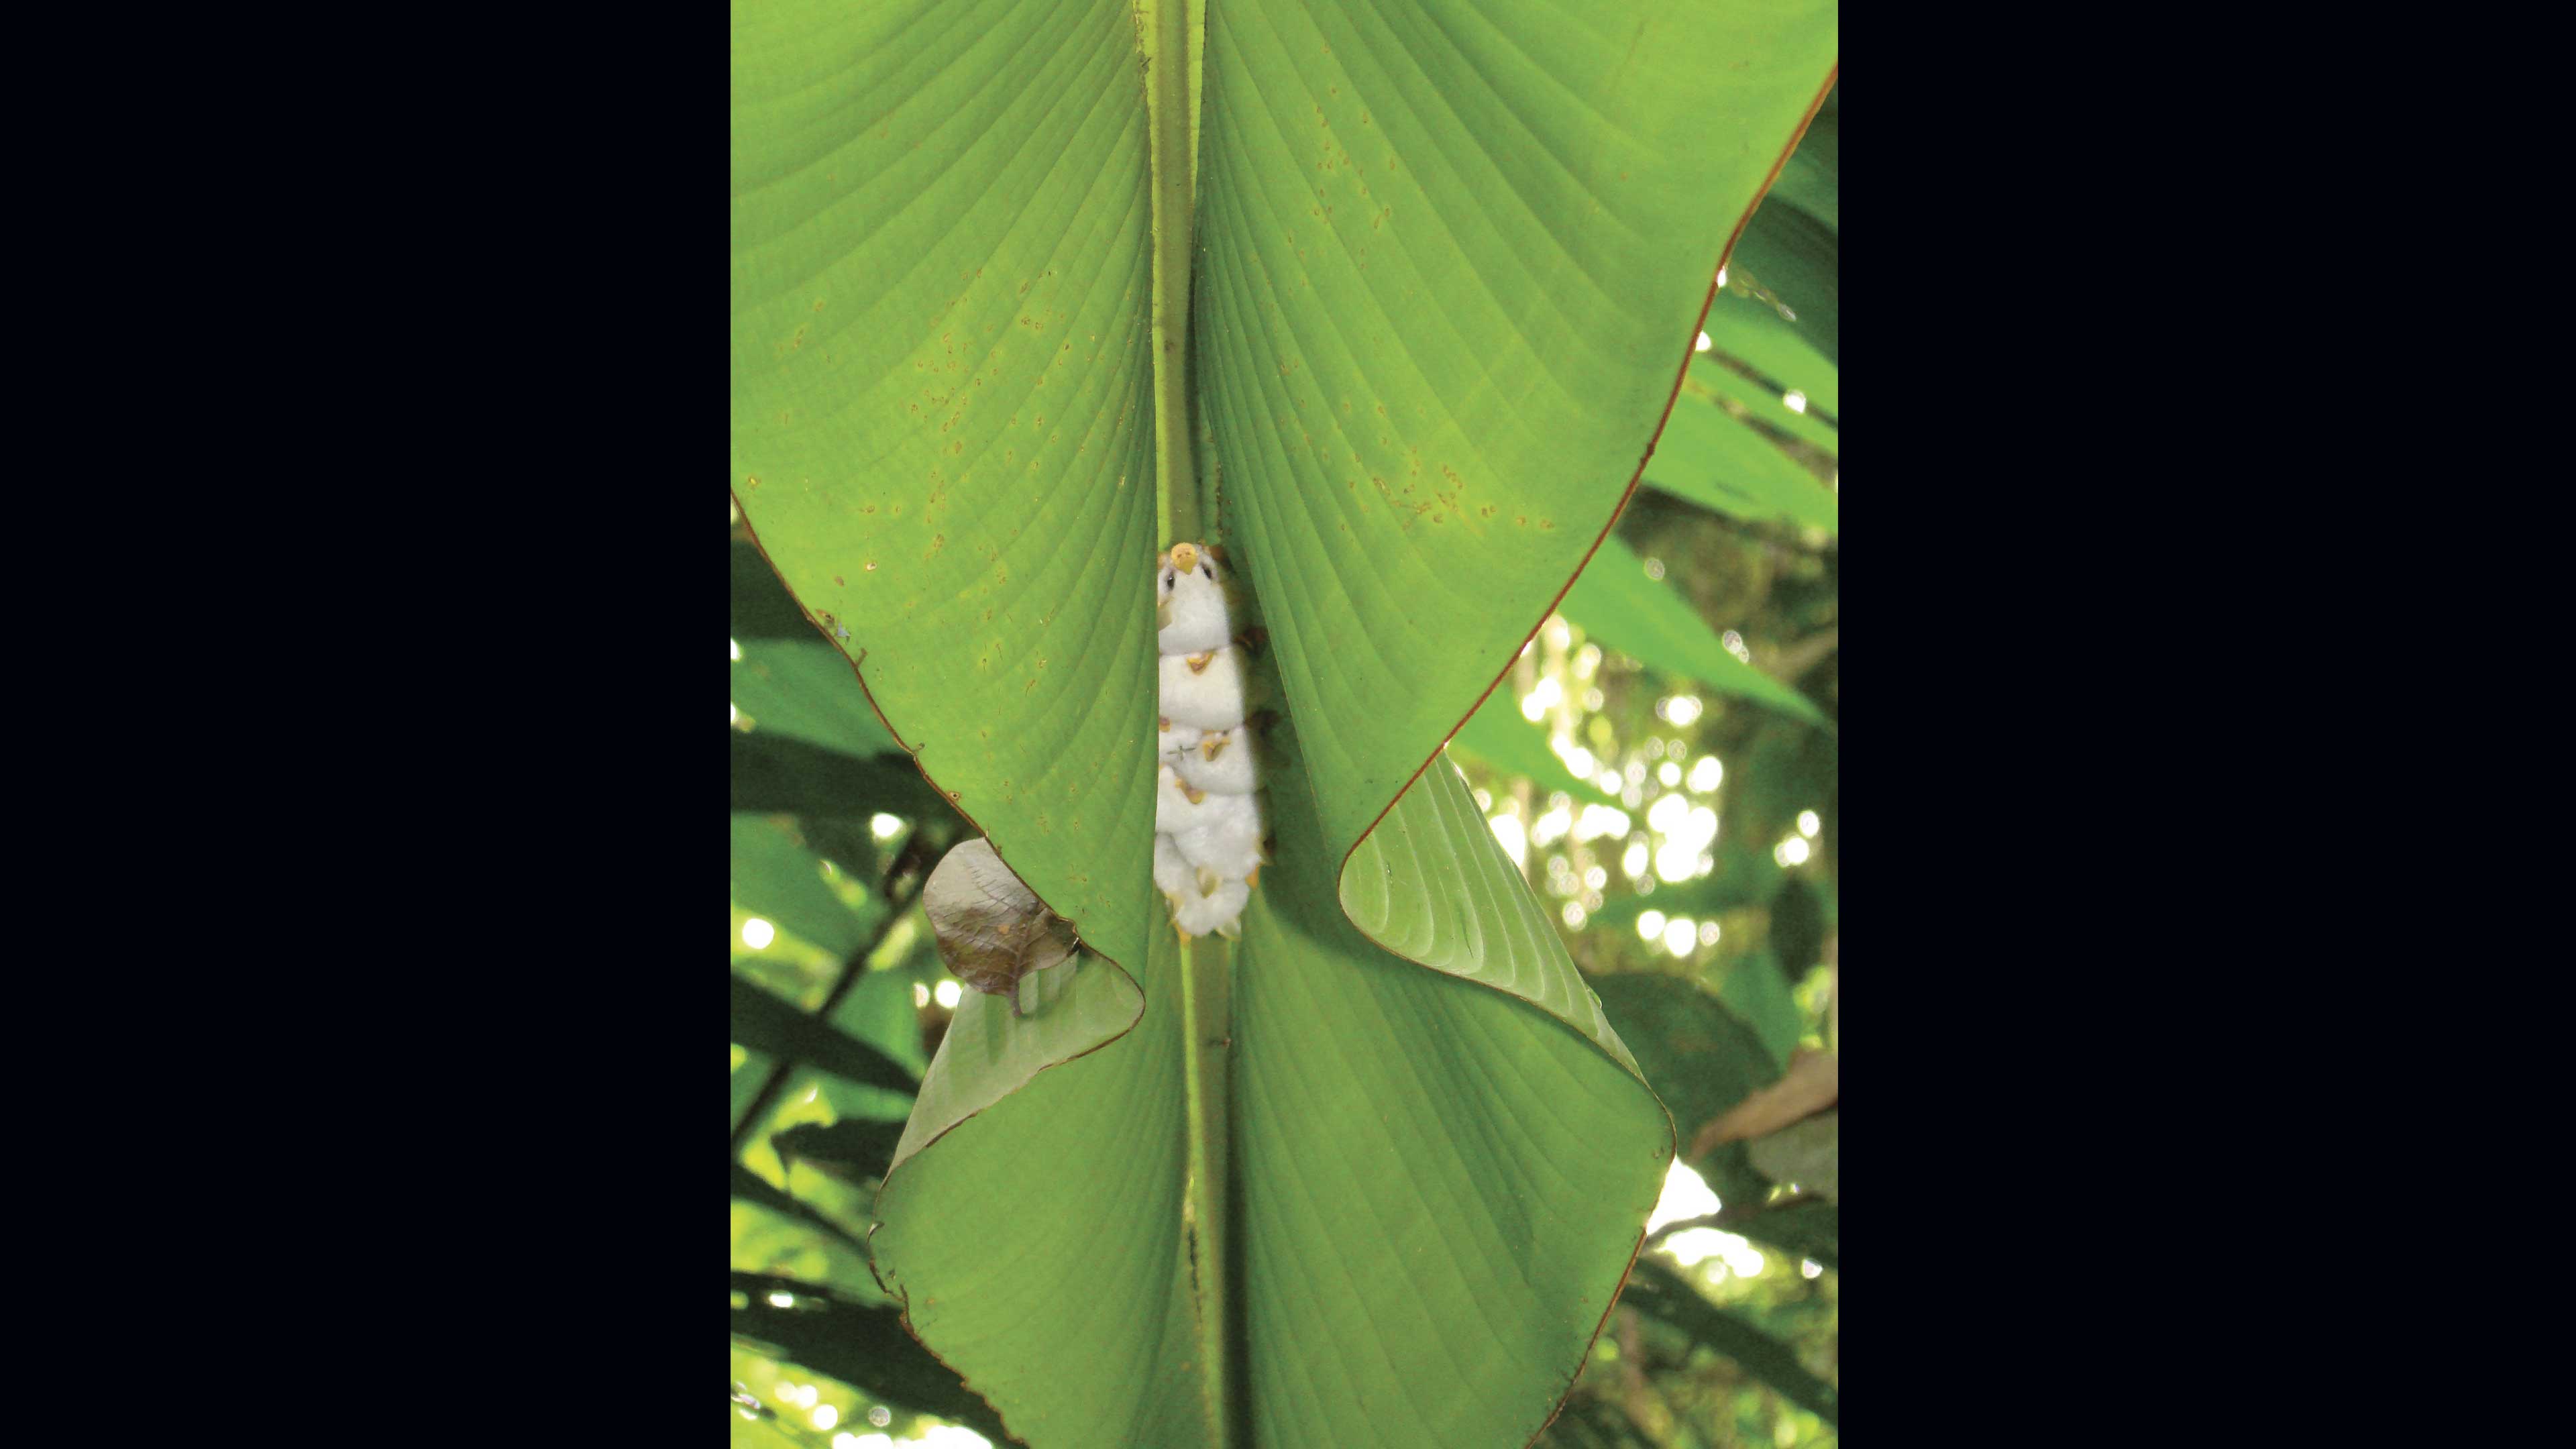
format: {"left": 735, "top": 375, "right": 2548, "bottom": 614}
{"left": 1159, "top": 645, "right": 1248, "bottom": 731}
{"left": 1152, "top": 832, "right": 1197, "bottom": 900}
{"left": 1157, "top": 544, "right": 1236, "bottom": 656}
{"left": 1171, "top": 790, "right": 1264, "bottom": 880}
{"left": 1171, "top": 875, "right": 1250, "bottom": 938}
{"left": 1155, "top": 763, "right": 1213, "bottom": 836}
{"left": 1174, "top": 723, "right": 1259, "bottom": 796}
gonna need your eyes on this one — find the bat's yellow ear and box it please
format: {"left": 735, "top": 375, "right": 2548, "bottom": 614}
{"left": 1169, "top": 541, "right": 1200, "bottom": 573}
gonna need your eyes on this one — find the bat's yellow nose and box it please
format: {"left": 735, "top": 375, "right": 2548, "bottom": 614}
{"left": 1169, "top": 541, "right": 1200, "bottom": 573}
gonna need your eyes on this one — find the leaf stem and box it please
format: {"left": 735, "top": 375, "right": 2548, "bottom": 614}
{"left": 1177, "top": 930, "right": 1235, "bottom": 1446}
{"left": 1144, "top": 0, "right": 1201, "bottom": 547}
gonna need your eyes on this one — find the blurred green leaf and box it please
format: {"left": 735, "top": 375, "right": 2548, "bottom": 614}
{"left": 1769, "top": 876, "right": 1825, "bottom": 981}
{"left": 1720, "top": 949, "right": 1805, "bottom": 1073}
{"left": 1594, "top": 974, "right": 1778, "bottom": 1150}
{"left": 733, "top": 639, "right": 906, "bottom": 759}
{"left": 1446, "top": 691, "right": 1627, "bottom": 813}
{"left": 1729, "top": 1197, "right": 1838, "bottom": 1272}
{"left": 729, "top": 731, "right": 949, "bottom": 821}
{"left": 733, "top": 538, "right": 818, "bottom": 641}
{"left": 1699, "top": 292, "right": 1838, "bottom": 418}
{"left": 1687, "top": 355, "right": 1837, "bottom": 456}
{"left": 1748, "top": 1110, "right": 1838, "bottom": 1201}
{"left": 1563, "top": 537, "right": 1831, "bottom": 731}
{"left": 1765, "top": 90, "right": 1835, "bottom": 231}
{"left": 731, "top": 814, "right": 873, "bottom": 962}
{"left": 1624, "top": 1258, "right": 1837, "bottom": 1426}
{"left": 729, "top": 974, "right": 920, "bottom": 1096}
{"left": 731, "top": 1271, "right": 1022, "bottom": 1446}
{"left": 1644, "top": 388, "right": 1837, "bottom": 536}
{"left": 732, "top": 1046, "right": 776, "bottom": 1126}
{"left": 1729, "top": 198, "right": 1836, "bottom": 365}
{"left": 731, "top": 1162, "right": 868, "bottom": 1254}
{"left": 772, "top": 1119, "right": 906, "bottom": 1186}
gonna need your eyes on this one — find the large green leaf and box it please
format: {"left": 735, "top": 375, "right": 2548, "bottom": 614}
{"left": 733, "top": 3, "right": 1836, "bottom": 1444}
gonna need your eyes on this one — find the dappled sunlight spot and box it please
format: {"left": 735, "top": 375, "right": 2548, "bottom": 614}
{"left": 1688, "top": 755, "right": 1724, "bottom": 793}
{"left": 812, "top": 1404, "right": 841, "bottom": 1430}
{"left": 912, "top": 983, "right": 930, "bottom": 1008}
{"left": 1636, "top": 910, "right": 1666, "bottom": 942}
{"left": 1698, "top": 920, "right": 1721, "bottom": 947}
{"left": 1657, "top": 695, "right": 1703, "bottom": 726}
{"left": 870, "top": 813, "right": 905, "bottom": 841}
{"left": 1575, "top": 643, "right": 1601, "bottom": 678}
{"left": 1488, "top": 812, "right": 1528, "bottom": 869}
{"left": 1658, "top": 761, "right": 1681, "bottom": 787}
{"left": 1529, "top": 802, "right": 1574, "bottom": 848}
{"left": 1646, "top": 1158, "right": 1719, "bottom": 1232}
{"left": 1544, "top": 616, "right": 1573, "bottom": 651}
{"left": 742, "top": 917, "right": 777, "bottom": 950}
{"left": 934, "top": 979, "right": 962, "bottom": 1008}
{"left": 1720, "top": 629, "right": 1754, "bottom": 664}
{"left": 1553, "top": 736, "right": 1595, "bottom": 777}
{"left": 1775, "top": 836, "right": 1812, "bottom": 867}
{"left": 1662, "top": 918, "right": 1697, "bottom": 957}
{"left": 1655, "top": 842, "right": 1700, "bottom": 882}
{"left": 1574, "top": 804, "right": 1630, "bottom": 842}
{"left": 1521, "top": 676, "right": 1562, "bottom": 720}
{"left": 731, "top": 637, "right": 744, "bottom": 662}
{"left": 1621, "top": 841, "right": 1650, "bottom": 879}
{"left": 1694, "top": 330, "right": 1713, "bottom": 353}
{"left": 917, "top": 1427, "right": 993, "bottom": 1448}
{"left": 1666, "top": 1228, "right": 1766, "bottom": 1281}
{"left": 767, "top": 1290, "right": 796, "bottom": 1308}
{"left": 1642, "top": 556, "right": 1666, "bottom": 581}
{"left": 1783, "top": 389, "right": 1808, "bottom": 414}
{"left": 1799, "top": 810, "right": 1821, "bottom": 838}
{"left": 1802, "top": 1260, "right": 1825, "bottom": 1279}
{"left": 1561, "top": 902, "right": 1587, "bottom": 928}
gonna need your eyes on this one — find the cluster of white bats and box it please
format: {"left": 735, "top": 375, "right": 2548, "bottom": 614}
{"left": 922, "top": 542, "right": 1268, "bottom": 1014}
{"left": 1149, "top": 541, "right": 1267, "bottom": 940}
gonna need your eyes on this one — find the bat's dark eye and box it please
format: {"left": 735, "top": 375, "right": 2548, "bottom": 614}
{"left": 1163, "top": 576, "right": 1173, "bottom": 591}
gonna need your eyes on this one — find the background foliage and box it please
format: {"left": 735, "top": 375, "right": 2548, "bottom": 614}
{"left": 731, "top": 28, "right": 1838, "bottom": 1449}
